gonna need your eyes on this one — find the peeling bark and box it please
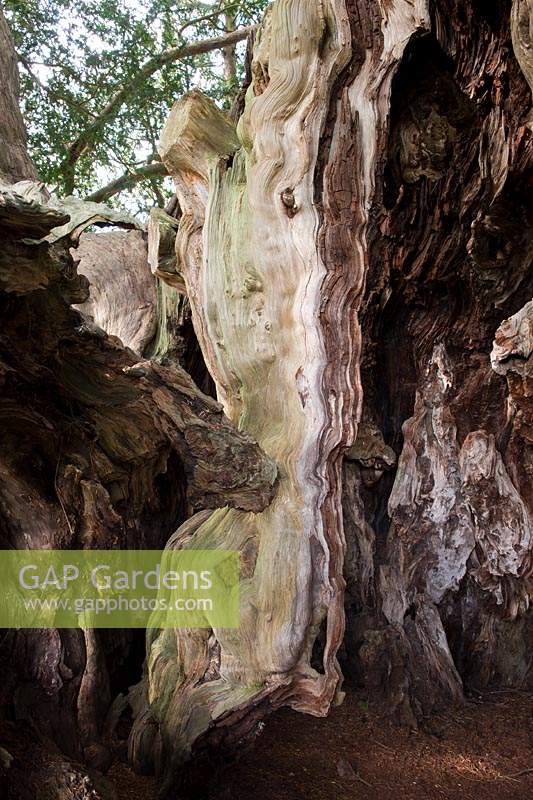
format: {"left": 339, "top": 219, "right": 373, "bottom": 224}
{"left": 0, "top": 10, "right": 37, "bottom": 183}
{"left": 147, "top": 207, "right": 181, "bottom": 288}
{"left": 342, "top": 0, "right": 532, "bottom": 721}
{"left": 131, "top": 4, "right": 358, "bottom": 792}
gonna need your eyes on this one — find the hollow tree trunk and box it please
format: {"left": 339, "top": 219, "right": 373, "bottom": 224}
{"left": 2, "top": 1, "right": 532, "bottom": 797}
{"left": 130, "top": 0, "right": 532, "bottom": 794}
{"left": 343, "top": 0, "right": 533, "bottom": 723}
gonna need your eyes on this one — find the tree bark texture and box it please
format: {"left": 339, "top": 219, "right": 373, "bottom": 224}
{"left": 0, "top": 9, "right": 37, "bottom": 183}
{"left": 73, "top": 230, "right": 159, "bottom": 355}
{"left": 342, "top": 0, "right": 532, "bottom": 725}
{"left": 0, "top": 1, "right": 532, "bottom": 798}
{"left": 0, "top": 183, "right": 276, "bottom": 793}
{"left": 0, "top": 9, "right": 276, "bottom": 788}
{"left": 129, "top": 0, "right": 532, "bottom": 793}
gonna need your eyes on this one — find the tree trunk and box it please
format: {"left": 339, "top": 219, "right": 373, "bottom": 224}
{"left": 1, "top": 1, "right": 532, "bottom": 798}
{"left": 129, "top": 0, "right": 532, "bottom": 794}
{"left": 342, "top": 0, "right": 532, "bottom": 724}
{"left": 0, "top": 10, "right": 37, "bottom": 183}
{"left": 0, "top": 176, "right": 276, "bottom": 771}
{"left": 0, "top": 6, "right": 274, "bottom": 794}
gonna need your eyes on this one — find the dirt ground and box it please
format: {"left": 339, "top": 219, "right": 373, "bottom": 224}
{"left": 109, "top": 690, "right": 533, "bottom": 800}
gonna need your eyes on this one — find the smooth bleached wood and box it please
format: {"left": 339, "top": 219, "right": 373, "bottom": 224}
{"left": 131, "top": 3, "right": 357, "bottom": 791}
{"left": 73, "top": 230, "right": 158, "bottom": 355}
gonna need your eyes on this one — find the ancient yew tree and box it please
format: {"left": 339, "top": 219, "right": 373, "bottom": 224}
{"left": 0, "top": 0, "right": 532, "bottom": 798}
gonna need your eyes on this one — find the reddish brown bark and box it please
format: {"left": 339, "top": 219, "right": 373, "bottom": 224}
{"left": 340, "top": 0, "right": 532, "bottom": 721}
{"left": 0, "top": 9, "right": 37, "bottom": 183}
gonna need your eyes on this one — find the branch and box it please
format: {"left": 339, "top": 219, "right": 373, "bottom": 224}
{"left": 63, "top": 26, "right": 254, "bottom": 192}
{"left": 222, "top": 11, "right": 237, "bottom": 84}
{"left": 85, "top": 162, "right": 168, "bottom": 203}
{"left": 17, "top": 53, "right": 96, "bottom": 119}
{"left": 177, "top": 2, "right": 242, "bottom": 36}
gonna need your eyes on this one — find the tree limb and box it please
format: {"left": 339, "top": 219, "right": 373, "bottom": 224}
{"left": 177, "top": 2, "right": 242, "bottom": 37}
{"left": 86, "top": 161, "right": 168, "bottom": 203}
{"left": 17, "top": 53, "right": 97, "bottom": 119}
{"left": 63, "top": 25, "right": 254, "bottom": 193}
{"left": 222, "top": 11, "right": 238, "bottom": 84}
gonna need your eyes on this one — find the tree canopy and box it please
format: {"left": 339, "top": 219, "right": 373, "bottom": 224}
{"left": 5, "top": 0, "right": 265, "bottom": 212}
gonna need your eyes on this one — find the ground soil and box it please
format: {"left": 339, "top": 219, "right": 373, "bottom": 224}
{"left": 109, "top": 689, "right": 533, "bottom": 800}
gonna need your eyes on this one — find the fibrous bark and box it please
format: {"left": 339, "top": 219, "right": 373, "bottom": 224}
{"left": 341, "top": 0, "right": 532, "bottom": 722}
{"left": 130, "top": 4, "right": 360, "bottom": 792}
{"left": 71, "top": 210, "right": 213, "bottom": 393}
{"left": 0, "top": 11, "right": 37, "bottom": 183}
{"left": 2, "top": 1, "right": 532, "bottom": 796}
{"left": 147, "top": 207, "right": 185, "bottom": 292}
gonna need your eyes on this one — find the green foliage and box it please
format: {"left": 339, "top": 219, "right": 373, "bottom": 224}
{"left": 5, "top": 0, "right": 265, "bottom": 212}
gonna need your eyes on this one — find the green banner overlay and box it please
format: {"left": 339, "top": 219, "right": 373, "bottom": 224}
{"left": 0, "top": 550, "right": 239, "bottom": 629}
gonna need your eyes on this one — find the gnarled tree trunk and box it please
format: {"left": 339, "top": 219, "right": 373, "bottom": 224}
{"left": 1, "top": 1, "right": 532, "bottom": 798}
{"left": 0, "top": 6, "right": 275, "bottom": 796}
{"left": 129, "top": 0, "right": 532, "bottom": 794}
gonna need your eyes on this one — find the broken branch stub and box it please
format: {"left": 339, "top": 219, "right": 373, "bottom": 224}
{"left": 147, "top": 207, "right": 185, "bottom": 292}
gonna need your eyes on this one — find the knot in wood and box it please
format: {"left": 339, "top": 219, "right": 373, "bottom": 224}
{"left": 281, "top": 188, "right": 297, "bottom": 217}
